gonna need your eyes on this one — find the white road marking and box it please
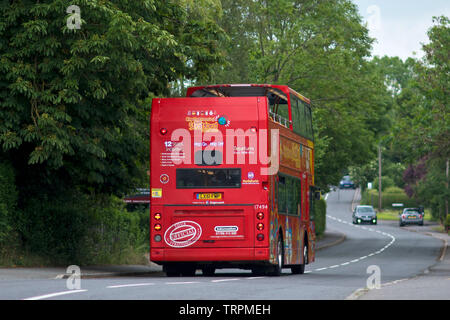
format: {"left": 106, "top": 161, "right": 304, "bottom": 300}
{"left": 165, "top": 281, "right": 199, "bottom": 285}
{"left": 314, "top": 267, "right": 328, "bottom": 271}
{"left": 211, "top": 278, "right": 240, "bottom": 283}
{"left": 107, "top": 283, "right": 155, "bottom": 289}
{"left": 24, "top": 289, "right": 87, "bottom": 300}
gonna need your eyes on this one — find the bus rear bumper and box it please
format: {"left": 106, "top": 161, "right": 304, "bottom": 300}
{"left": 151, "top": 247, "right": 270, "bottom": 263}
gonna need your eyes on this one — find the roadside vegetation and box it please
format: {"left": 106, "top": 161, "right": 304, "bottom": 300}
{"left": 375, "top": 209, "right": 433, "bottom": 222}
{"left": 0, "top": 1, "right": 447, "bottom": 266}
{"left": 352, "top": 17, "right": 449, "bottom": 230}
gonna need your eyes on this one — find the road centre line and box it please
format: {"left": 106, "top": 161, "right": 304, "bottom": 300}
{"left": 312, "top": 210, "right": 396, "bottom": 273}
{"left": 211, "top": 278, "right": 240, "bottom": 283}
{"left": 107, "top": 283, "right": 155, "bottom": 289}
{"left": 24, "top": 289, "right": 87, "bottom": 300}
{"left": 165, "top": 281, "right": 200, "bottom": 285}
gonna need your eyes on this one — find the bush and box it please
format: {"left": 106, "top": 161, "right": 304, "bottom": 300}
{"left": 373, "top": 176, "right": 395, "bottom": 191}
{"left": 384, "top": 186, "right": 404, "bottom": 193}
{"left": 16, "top": 193, "right": 148, "bottom": 266}
{"left": 80, "top": 200, "right": 149, "bottom": 265}
{"left": 314, "top": 198, "right": 327, "bottom": 236}
{"left": 16, "top": 192, "right": 91, "bottom": 264}
{"left": 0, "top": 161, "right": 17, "bottom": 245}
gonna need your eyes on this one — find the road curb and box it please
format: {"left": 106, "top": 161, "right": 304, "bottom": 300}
{"left": 398, "top": 227, "right": 448, "bottom": 262}
{"left": 316, "top": 230, "right": 346, "bottom": 251}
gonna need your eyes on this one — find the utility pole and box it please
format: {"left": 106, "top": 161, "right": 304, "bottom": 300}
{"left": 378, "top": 145, "right": 382, "bottom": 212}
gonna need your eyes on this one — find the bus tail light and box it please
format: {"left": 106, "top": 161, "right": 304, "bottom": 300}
{"left": 154, "top": 223, "right": 162, "bottom": 231}
{"left": 250, "top": 126, "right": 257, "bottom": 133}
{"left": 256, "top": 223, "right": 264, "bottom": 231}
{"left": 257, "top": 212, "right": 264, "bottom": 220}
{"left": 160, "top": 128, "right": 168, "bottom": 135}
{"left": 154, "top": 234, "right": 162, "bottom": 242}
{"left": 154, "top": 213, "right": 161, "bottom": 220}
{"left": 256, "top": 234, "right": 264, "bottom": 241}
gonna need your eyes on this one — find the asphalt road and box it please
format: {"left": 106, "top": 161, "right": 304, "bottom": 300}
{"left": 0, "top": 189, "right": 443, "bottom": 300}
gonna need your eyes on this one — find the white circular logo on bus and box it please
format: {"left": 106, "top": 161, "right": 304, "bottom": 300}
{"left": 164, "top": 221, "right": 202, "bottom": 248}
{"left": 160, "top": 174, "right": 169, "bottom": 184}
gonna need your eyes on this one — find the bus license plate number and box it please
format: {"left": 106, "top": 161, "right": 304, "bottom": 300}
{"left": 197, "top": 193, "right": 222, "bottom": 200}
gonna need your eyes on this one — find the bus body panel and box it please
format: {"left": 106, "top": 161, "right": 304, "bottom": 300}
{"left": 150, "top": 96, "right": 270, "bottom": 263}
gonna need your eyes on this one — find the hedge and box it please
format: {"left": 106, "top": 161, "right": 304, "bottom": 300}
{"left": 361, "top": 189, "right": 420, "bottom": 209}
{"left": 314, "top": 198, "right": 327, "bottom": 236}
{"left": 0, "top": 161, "right": 17, "bottom": 245}
{"left": 14, "top": 193, "right": 149, "bottom": 266}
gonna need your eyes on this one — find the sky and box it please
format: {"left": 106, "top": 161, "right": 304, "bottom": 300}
{"left": 353, "top": 0, "right": 450, "bottom": 60}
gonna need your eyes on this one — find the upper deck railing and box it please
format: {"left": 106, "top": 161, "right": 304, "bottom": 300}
{"left": 269, "top": 108, "right": 290, "bottom": 128}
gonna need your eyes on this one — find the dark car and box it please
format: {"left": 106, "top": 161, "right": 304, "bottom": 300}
{"left": 399, "top": 208, "right": 424, "bottom": 226}
{"left": 353, "top": 205, "right": 377, "bottom": 225}
{"left": 339, "top": 176, "right": 356, "bottom": 189}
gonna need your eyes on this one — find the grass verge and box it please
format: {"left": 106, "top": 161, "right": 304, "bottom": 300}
{"left": 376, "top": 209, "right": 434, "bottom": 221}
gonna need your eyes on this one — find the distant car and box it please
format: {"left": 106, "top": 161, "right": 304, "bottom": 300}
{"left": 399, "top": 208, "right": 424, "bottom": 226}
{"left": 353, "top": 205, "right": 377, "bottom": 225}
{"left": 339, "top": 176, "right": 356, "bottom": 189}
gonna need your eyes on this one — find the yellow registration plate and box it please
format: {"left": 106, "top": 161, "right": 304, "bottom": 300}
{"left": 197, "top": 193, "right": 222, "bottom": 200}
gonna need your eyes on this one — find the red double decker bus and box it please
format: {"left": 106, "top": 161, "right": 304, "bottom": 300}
{"left": 150, "top": 84, "right": 318, "bottom": 276}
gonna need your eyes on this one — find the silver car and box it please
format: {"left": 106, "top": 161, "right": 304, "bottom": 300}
{"left": 353, "top": 205, "right": 377, "bottom": 225}
{"left": 399, "top": 208, "right": 424, "bottom": 226}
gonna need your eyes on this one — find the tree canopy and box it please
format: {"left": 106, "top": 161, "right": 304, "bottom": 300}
{"left": 212, "top": 0, "right": 391, "bottom": 190}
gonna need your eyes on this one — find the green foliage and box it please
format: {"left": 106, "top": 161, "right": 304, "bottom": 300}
{"left": 16, "top": 192, "right": 91, "bottom": 264}
{"left": 79, "top": 199, "right": 149, "bottom": 265}
{"left": 353, "top": 17, "right": 448, "bottom": 225}
{"left": 361, "top": 189, "right": 419, "bottom": 210}
{"left": 349, "top": 160, "right": 378, "bottom": 192}
{"left": 384, "top": 16, "right": 449, "bottom": 223}
{"left": 212, "top": 0, "right": 391, "bottom": 191}
{"left": 0, "top": 161, "right": 17, "bottom": 244}
{"left": 16, "top": 192, "right": 148, "bottom": 265}
{"left": 373, "top": 176, "right": 395, "bottom": 192}
{"left": 314, "top": 198, "right": 326, "bottom": 236}
{"left": 412, "top": 158, "right": 449, "bottom": 223}
{"left": 0, "top": 0, "right": 225, "bottom": 196}
{"left": 384, "top": 186, "right": 404, "bottom": 194}
{"left": 0, "top": 0, "right": 225, "bottom": 265}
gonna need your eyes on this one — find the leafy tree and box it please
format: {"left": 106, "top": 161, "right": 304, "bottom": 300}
{"left": 0, "top": 0, "right": 225, "bottom": 261}
{"left": 387, "top": 16, "right": 449, "bottom": 223}
{"left": 212, "top": 0, "right": 391, "bottom": 191}
{"left": 0, "top": 0, "right": 225, "bottom": 195}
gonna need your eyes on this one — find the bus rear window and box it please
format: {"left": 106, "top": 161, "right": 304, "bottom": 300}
{"left": 176, "top": 169, "right": 241, "bottom": 189}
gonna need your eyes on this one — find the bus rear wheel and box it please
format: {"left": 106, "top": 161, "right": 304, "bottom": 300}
{"left": 164, "top": 264, "right": 181, "bottom": 277}
{"left": 291, "top": 242, "right": 308, "bottom": 274}
{"left": 164, "top": 264, "right": 197, "bottom": 277}
{"left": 268, "top": 236, "right": 283, "bottom": 276}
{"left": 202, "top": 266, "right": 216, "bottom": 276}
